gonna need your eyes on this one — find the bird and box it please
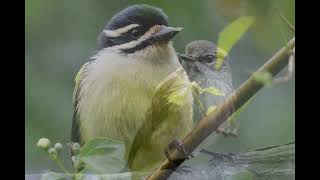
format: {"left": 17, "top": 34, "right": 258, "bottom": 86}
{"left": 178, "top": 40, "right": 236, "bottom": 156}
{"left": 71, "top": 4, "right": 193, "bottom": 171}
{"left": 179, "top": 40, "right": 234, "bottom": 123}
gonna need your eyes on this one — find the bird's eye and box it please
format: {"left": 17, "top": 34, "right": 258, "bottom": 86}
{"left": 131, "top": 29, "right": 141, "bottom": 38}
{"left": 203, "top": 54, "right": 215, "bottom": 63}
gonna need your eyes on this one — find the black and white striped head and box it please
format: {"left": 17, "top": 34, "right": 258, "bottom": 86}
{"left": 97, "top": 4, "right": 182, "bottom": 54}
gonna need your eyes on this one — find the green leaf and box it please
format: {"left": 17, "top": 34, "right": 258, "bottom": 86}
{"left": 216, "top": 16, "right": 255, "bottom": 70}
{"left": 155, "top": 67, "right": 192, "bottom": 107}
{"left": 41, "top": 172, "right": 70, "bottom": 180}
{"left": 167, "top": 84, "right": 192, "bottom": 106}
{"left": 229, "top": 170, "right": 254, "bottom": 180}
{"left": 206, "top": 106, "right": 217, "bottom": 116}
{"left": 252, "top": 71, "right": 273, "bottom": 86}
{"left": 190, "top": 81, "right": 201, "bottom": 97}
{"left": 81, "top": 172, "right": 133, "bottom": 180}
{"left": 78, "top": 137, "right": 126, "bottom": 174}
{"left": 200, "top": 87, "right": 225, "bottom": 96}
{"left": 41, "top": 172, "right": 134, "bottom": 180}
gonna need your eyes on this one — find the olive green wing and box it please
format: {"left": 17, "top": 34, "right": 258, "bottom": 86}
{"left": 71, "top": 62, "right": 91, "bottom": 144}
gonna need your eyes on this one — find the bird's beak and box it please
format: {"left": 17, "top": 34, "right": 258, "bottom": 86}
{"left": 152, "top": 26, "right": 183, "bottom": 43}
{"left": 121, "top": 26, "right": 182, "bottom": 53}
{"left": 178, "top": 53, "right": 195, "bottom": 62}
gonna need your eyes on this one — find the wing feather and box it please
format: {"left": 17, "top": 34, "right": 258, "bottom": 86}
{"left": 71, "top": 62, "right": 91, "bottom": 144}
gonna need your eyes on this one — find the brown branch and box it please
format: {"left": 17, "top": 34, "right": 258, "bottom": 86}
{"left": 274, "top": 46, "right": 295, "bottom": 84}
{"left": 147, "top": 37, "right": 295, "bottom": 180}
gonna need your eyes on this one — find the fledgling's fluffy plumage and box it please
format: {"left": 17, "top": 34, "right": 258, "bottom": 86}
{"left": 179, "top": 40, "right": 234, "bottom": 156}
{"left": 71, "top": 4, "right": 193, "bottom": 171}
{"left": 180, "top": 40, "right": 234, "bottom": 122}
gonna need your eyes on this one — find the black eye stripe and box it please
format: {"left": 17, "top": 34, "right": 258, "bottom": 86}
{"left": 104, "top": 26, "right": 145, "bottom": 47}
{"left": 121, "top": 37, "right": 152, "bottom": 54}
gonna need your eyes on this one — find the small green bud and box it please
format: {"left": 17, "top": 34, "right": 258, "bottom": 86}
{"left": 253, "top": 71, "right": 273, "bottom": 86}
{"left": 37, "top": 138, "right": 51, "bottom": 150}
{"left": 48, "top": 148, "right": 57, "bottom": 157}
{"left": 71, "top": 155, "right": 78, "bottom": 164}
{"left": 71, "top": 143, "right": 81, "bottom": 155}
{"left": 72, "top": 155, "right": 83, "bottom": 171}
{"left": 54, "top": 143, "right": 63, "bottom": 151}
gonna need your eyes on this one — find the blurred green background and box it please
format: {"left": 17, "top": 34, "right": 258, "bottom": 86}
{"left": 25, "top": 0, "right": 295, "bottom": 173}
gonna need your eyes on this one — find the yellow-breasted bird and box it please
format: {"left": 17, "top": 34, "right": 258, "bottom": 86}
{"left": 71, "top": 4, "right": 193, "bottom": 171}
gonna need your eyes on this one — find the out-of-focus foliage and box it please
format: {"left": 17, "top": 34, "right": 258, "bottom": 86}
{"left": 216, "top": 16, "right": 255, "bottom": 70}
{"left": 201, "top": 87, "right": 225, "bottom": 96}
{"left": 161, "top": 68, "right": 194, "bottom": 107}
{"left": 78, "top": 138, "right": 126, "bottom": 174}
{"left": 206, "top": 106, "right": 217, "bottom": 116}
{"left": 26, "top": 0, "right": 294, "bottom": 173}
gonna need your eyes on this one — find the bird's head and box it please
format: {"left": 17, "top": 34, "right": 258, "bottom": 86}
{"left": 179, "top": 40, "right": 230, "bottom": 74}
{"left": 97, "top": 4, "right": 182, "bottom": 60}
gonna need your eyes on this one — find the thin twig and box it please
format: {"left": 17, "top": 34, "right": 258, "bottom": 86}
{"left": 274, "top": 46, "right": 295, "bottom": 84}
{"left": 275, "top": 5, "right": 295, "bottom": 33}
{"left": 279, "top": 13, "right": 295, "bottom": 33}
{"left": 49, "top": 154, "right": 71, "bottom": 175}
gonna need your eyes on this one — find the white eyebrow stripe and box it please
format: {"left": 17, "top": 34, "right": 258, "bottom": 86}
{"left": 104, "top": 25, "right": 158, "bottom": 51}
{"left": 103, "top": 24, "right": 140, "bottom": 37}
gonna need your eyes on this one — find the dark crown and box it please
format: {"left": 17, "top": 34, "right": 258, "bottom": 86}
{"left": 97, "top": 4, "right": 169, "bottom": 50}
{"left": 106, "top": 4, "right": 168, "bottom": 30}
